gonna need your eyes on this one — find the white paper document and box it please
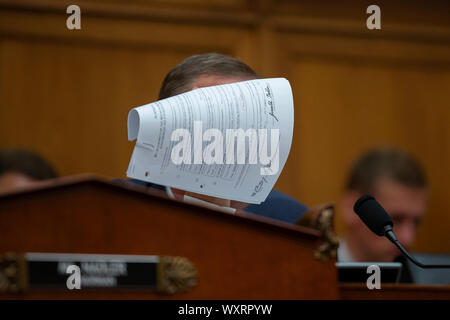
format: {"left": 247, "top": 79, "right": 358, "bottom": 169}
{"left": 126, "top": 78, "right": 294, "bottom": 204}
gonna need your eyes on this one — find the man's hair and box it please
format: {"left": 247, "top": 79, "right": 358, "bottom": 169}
{"left": 0, "top": 149, "right": 58, "bottom": 180}
{"left": 346, "top": 147, "right": 427, "bottom": 193}
{"left": 158, "top": 53, "right": 258, "bottom": 100}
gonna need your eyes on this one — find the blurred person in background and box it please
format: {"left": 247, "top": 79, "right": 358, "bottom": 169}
{"left": 338, "top": 147, "right": 427, "bottom": 264}
{"left": 0, "top": 149, "right": 58, "bottom": 193}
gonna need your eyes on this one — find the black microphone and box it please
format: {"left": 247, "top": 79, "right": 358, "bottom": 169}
{"left": 354, "top": 194, "right": 450, "bottom": 269}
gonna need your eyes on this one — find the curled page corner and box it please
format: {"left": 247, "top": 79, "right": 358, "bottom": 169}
{"left": 127, "top": 109, "right": 140, "bottom": 141}
{"left": 126, "top": 78, "right": 294, "bottom": 204}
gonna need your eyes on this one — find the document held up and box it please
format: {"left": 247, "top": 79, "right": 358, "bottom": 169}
{"left": 126, "top": 78, "right": 294, "bottom": 204}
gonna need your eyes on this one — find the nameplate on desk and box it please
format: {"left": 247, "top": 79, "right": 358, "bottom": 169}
{"left": 0, "top": 252, "right": 197, "bottom": 294}
{"left": 336, "top": 262, "right": 402, "bottom": 284}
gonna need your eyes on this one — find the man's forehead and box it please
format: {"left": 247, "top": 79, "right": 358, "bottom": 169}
{"left": 373, "top": 177, "right": 427, "bottom": 216}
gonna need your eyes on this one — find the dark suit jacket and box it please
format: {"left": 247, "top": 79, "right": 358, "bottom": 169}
{"left": 116, "top": 179, "right": 308, "bottom": 224}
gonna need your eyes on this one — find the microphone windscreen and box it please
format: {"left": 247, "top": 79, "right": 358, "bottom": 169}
{"left": 353, "top": 194, "right": 393, "bottom": 236}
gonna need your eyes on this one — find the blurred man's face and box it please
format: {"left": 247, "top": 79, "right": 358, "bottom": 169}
{"left": 344, "top": 177, "right": 427, "bottom": 262}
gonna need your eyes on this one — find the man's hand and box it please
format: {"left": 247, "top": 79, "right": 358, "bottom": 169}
{"left": 172, "top": 188, "right": 248, "bottom": 209}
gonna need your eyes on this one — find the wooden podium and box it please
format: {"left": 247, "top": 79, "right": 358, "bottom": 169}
{"left": 0, "top": 175, "right": 338, "bottom": 299}
{"left": 2, "top": 175, "right": 449, "bottom": 300}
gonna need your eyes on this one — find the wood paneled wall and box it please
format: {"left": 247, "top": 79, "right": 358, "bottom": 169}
{"left": 1, "top": 0, "right": 449, "bottom": 253}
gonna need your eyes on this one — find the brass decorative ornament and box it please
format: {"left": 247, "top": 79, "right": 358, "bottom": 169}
{"left": 297, "top": 204, "right": 340, "bottom": 261}
{"left": 313, "top": 206, "right": 340, "bottom": 261}
{"left": 157, "top": 256, "right": 198, "bottom": 295}
{"left": 0, "top": 252, "right": 28, "bottom": 293}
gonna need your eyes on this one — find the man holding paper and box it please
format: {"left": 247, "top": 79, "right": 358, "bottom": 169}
{"left": 121, "top": 53, "right": 307, "bottom": 223}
